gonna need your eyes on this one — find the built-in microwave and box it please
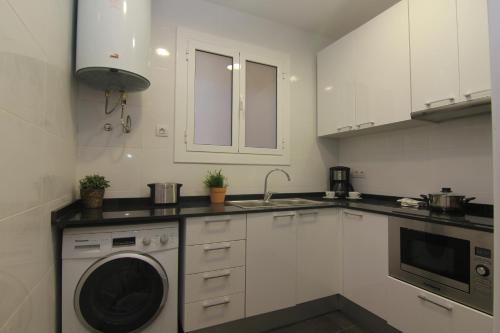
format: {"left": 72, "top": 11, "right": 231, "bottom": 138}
{"left": 388, "top": 217, "right": 493, "bottom": 314}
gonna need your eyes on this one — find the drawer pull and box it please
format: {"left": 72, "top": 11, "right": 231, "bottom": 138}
{"left": 204, "top": 216, "right": 232, "bottom": 223}
{"left": 202, "top": 296, "right": 230, "bottom": 308}
{"left": 203, "top": 242, "right": 232, "bottom": 251}
{"left": 337, "top": 125, "right": 353, "bottom": 132}
{"left": 356, "top": 121, "right": 375, "bottom": 129}
{"left": 203, "top": 270, "right": 231, "bottom": 280}
{"left": 273, "top": 212, "right": 295, "bottom": 218}
{"left": 425, "top": 96, "right": 455, "bottom": 108}
{"left": 298, "top": 210, "right": 319, "bottom": 215}
{"left": 417, "top": 294, "right": 453, "bottom": 311}
{"left": 343, "top": 211, "right": 363, "bottom": 219}
{"left": 464, "top": 89, "right": 491, "bottom": 98}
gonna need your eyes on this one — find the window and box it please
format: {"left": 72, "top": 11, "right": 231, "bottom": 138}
{"left": 175, "top": 28, "right": 290, "bottom": 165}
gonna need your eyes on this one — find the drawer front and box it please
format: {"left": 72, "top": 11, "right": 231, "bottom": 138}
{"left": 185, "top": 214, "right": 246, "bottom": 245}
{"left": 183, "top": 293, "right": 245, "bottom": 332}
{"left": 184, "top": 240, "right": 246, "bottom": 274}
{"left": 184, "top": 266, "right": 245, "bottom": 303}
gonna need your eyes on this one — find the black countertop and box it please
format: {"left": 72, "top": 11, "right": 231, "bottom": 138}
{"left": 52, "top": 193, "right": 493, "bottom": 232}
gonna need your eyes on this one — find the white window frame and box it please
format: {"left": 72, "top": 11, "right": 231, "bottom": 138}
{"left": 174, "top": 28, "right": 290, "bottom": 165}
{"left": 186, "top": 40, "right": 240, "bottom": 153}
{"left": 239, "top": 52, "right": 286, "bottom": 155}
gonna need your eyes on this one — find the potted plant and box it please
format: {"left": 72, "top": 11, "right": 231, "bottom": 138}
{"left": 79, "top": 174, "right": 110, "bottom": 209}
{"left": 204, "top": 169, "right": 227, "bottom": 204}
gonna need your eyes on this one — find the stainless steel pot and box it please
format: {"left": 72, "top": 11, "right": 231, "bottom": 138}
{"left": 147, "top": 183, "right": 182, "bottom": 205}
{"left": 420, "top": 187, "right": 475, "bottom": 213}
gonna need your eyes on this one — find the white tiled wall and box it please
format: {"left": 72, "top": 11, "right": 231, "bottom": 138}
{"left": 0, "top": 0, "right": 76, "bottom": 331}
{"left": 337, "top": 115, "right": 493, "bottom": 203}
{"left": 76, "top": 0, "right": 337, "bottom": 198}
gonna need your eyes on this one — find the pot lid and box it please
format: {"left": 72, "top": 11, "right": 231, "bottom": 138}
{"left": 429, "top": 187, "right": 465, "bottom": 197}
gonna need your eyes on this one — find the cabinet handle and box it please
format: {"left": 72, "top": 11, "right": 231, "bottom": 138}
{"left": 298, "top": 210, "right": 319, "bottom": 215}
{"left": 425, "top": 96, "right": 455, "bottom": 108}
{"left": 417, "top": 294, "right": 453, "bottom": 312}
{"left": 337, "top": 125, "right": 353, "bottom": 132}
{"left": 203, "top": 242, "right": 231, "bottom": 251}
{"left": 464, "top": 89, "right": 491, "bottom": 99}
{"left": 356, "top": 121, "right": 375, "bottom": 129}
{"left": 273, "top": 212, "right": 296, "bottom": 218}
{"left": 203, "top": 269, "right": 231, "bottom": 280}
{"left": 343, "top": 211, "right": 363, "bottom": 219}
{"left": 202, "top": 296, "right": 231, "bottom": 308}
{"left": 204, "top": 216, "right": 231, "bottom": 223}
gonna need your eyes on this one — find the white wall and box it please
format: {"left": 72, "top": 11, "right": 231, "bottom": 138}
{"left": 76, "top": 0, "right": 337, "bottom": 198}
{"left": 487, "top": 0, "right": 500, "bottom": 331}
{"left": 0, "top": 0, "right": 76, "bottom": 331}
{"left": 337, "top": 115, "right": 493, "bottom": 203}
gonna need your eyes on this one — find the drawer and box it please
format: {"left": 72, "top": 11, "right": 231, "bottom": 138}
{"left": 184, "top": 266, "right": 245, "bottom": 303}
{"left": 185, "top": 214, "right": 246, "bottom": 245}
{"left": 184, "top": 240, "right": 245, "bottom": 274}
{"left": 183, "top": 293, "right": 245, "bottom": 332}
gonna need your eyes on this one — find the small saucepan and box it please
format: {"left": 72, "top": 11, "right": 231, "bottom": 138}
{"left": 420, "top": 187, "right": 475, "bottom": 213}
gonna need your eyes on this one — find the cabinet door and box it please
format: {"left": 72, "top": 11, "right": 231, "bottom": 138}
{"left": 246, "top": 211, "right": 297, "bottom": 316}
{"left": 386, "top": 277, "right": 453, "bottom": 333}
{"left": 296, "top": 208, "right": 341, "bottom": 304}
{"left": 342, "top": 210, "right": 388, "bottom": 318}
{"left": 355, "top": 0, "right": 411, "bottom": 128}
{"left": 409, "top": 0, "right": 460, "bottom": 111}
{"left": 457, "top": 0, "right": 491, "bottom": 102}
{"left": 317, "top": 35, "right": 355, "bottom": 136}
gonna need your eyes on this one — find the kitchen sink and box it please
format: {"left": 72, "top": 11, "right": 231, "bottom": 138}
{"left": 227, "top": 198, "right": 328, "bottom": 209}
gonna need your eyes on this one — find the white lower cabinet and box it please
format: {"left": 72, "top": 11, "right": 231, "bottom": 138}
{"left": 386, "top": 277, "right": 492, "bottom": 333}
{"left": 246, "top": 211, "right": 298, "bottom": 317}
{"left": 296, "top": 208, "right": 342, "bottom": 303}
{"left": 342, "top": 209, "right": 388, "bottom": 319}
{"left": 182, "top": 214, "right": 247, "bottom": 332}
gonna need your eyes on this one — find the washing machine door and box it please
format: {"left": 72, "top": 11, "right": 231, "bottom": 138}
{"left": 75, "top": 252, "right": 169, "bottom": 333}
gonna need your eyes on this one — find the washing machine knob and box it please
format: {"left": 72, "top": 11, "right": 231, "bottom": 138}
{"left": 160, "top": 234, "right": 168, "bottom": 245}
{"left": 142, "top": 237, "right": 151, "bottom": 246}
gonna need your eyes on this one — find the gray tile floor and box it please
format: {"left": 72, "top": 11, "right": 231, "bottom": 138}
{"left": 267, "top": 311, "right": 368, "bottom": 333}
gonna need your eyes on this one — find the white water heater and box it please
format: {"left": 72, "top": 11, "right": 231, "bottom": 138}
{"left": 76, "top": 0, "right": 151, "bottom": 92}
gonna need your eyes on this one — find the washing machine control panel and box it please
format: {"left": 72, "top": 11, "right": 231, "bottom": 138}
{"left": 63, "top": 223, "right": 179, "bottom": 258}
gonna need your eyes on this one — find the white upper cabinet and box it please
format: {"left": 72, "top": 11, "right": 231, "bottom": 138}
{"left": 354, "top": 0, "right": 411, "bottom": 128}
{"left": 409, "top": 0, "right": 491, "bottom": 111}
{"left": 457, "top": 0, "right": 491, "bottom": 101}
{"left": 409, "top": 0, "right": 460, "bottom": 111}
{"left": 317, "top": 35, "right": 356, "bottom": 136}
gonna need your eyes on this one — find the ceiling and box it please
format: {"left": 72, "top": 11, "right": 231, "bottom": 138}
{"left": 206, "top": 0, "right": 400, "bottom": 40}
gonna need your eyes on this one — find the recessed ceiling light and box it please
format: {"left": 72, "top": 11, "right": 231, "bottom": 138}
{"left": 290, "top": 75, "right": 299, "bottom": 83}
{"left": 324, "top": 86, "right": 333, "bottom": 91}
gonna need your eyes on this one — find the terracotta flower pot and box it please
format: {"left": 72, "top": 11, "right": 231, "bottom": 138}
{"left": 209, "top": 187, "right": 227, "bottom": 204}
{"left": 80, "top": 188, "right": 105, "bottom": 209}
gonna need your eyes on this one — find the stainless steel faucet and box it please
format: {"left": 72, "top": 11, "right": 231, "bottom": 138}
{"left": 263, "top": 169, "right": 291, "bottom": 202}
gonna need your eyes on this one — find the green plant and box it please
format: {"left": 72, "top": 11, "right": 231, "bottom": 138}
{"left": 203, "top": 169, "right": 226, "bottom": 188}
{"left": 79, "top": 174, "right": 110, "bottom": 190}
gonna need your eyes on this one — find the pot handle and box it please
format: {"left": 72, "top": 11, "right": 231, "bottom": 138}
{"left": 463, "top": 197, "right": 476, "bottom": 204}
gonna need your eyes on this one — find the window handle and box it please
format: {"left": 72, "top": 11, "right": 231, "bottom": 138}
{"left": 239, "top": 95, "right": 245, "bottom": 113}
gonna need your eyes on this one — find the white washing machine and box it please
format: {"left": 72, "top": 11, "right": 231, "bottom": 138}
{"left": 62, "top": 222, "right": 178, "bottom": 333}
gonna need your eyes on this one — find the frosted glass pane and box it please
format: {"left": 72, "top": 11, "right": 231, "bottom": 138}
{"left": 245, "top": 61, "right": 277, "bottom": 149}
{"left": 194, "top": 50, "right": 233, "bottom": 146}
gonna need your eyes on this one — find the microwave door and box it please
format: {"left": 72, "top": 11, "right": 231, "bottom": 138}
{"left": 400, "top": 227, "right": 470, "bottom": 292}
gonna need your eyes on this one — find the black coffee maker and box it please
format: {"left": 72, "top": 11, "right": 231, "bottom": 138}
{"left": 330, "top": 166, "right": 353, "bottom": 198}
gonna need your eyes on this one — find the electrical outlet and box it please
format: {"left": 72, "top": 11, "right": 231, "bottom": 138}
{"left": 352, "top": 170, "right": 366, "bottom": 179}
{"left": 156, "top": 124, "right": 168, "bottom": 137}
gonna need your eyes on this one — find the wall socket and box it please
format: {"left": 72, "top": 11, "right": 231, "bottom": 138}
{"left": 156, "top": 124, "right": 168, "bottom": 137}
{"left": 351, "top": 170, "right": 366, "bottom": 179}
